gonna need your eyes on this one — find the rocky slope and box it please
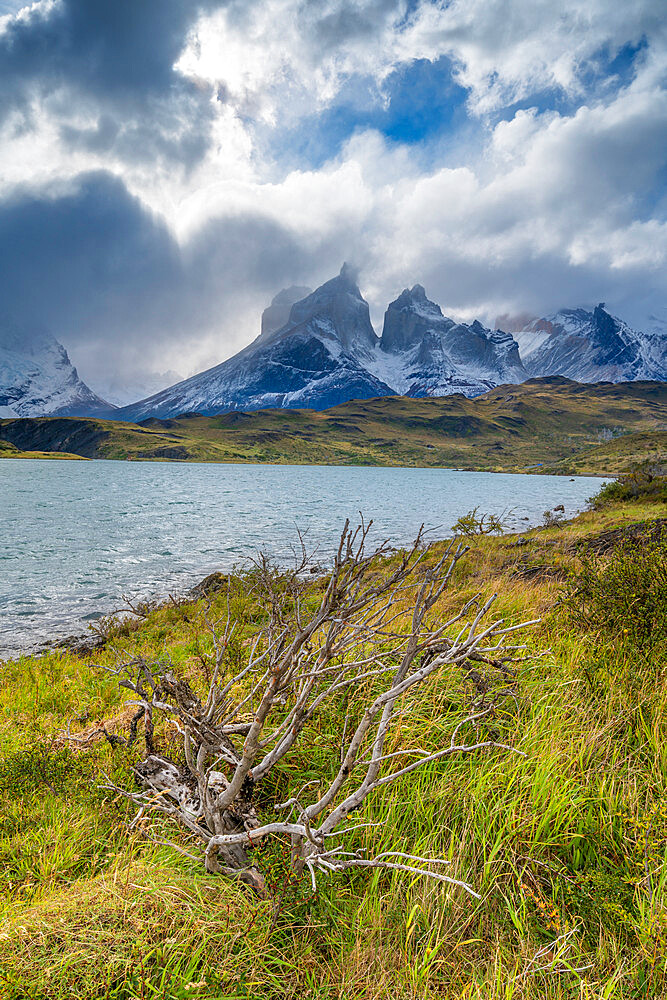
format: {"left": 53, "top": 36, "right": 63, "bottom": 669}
{"left": 505, "top": 304, "right": 666, "bottom": 382}
{"left": 0, "top": 321, "right": 111, "bottom": 418}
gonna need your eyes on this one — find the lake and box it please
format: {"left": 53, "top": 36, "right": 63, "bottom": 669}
{"left": 0, "top": 460, "right": 606, "bottom": 657}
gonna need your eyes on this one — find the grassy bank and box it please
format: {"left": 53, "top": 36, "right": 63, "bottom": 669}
{"left": 0, "top": 440, "right": 87, "bottom": 460}
{"left": 0, "top": 489, "right": 666, "bottom": 998}
{"left": 1, "top": 378, "right": 665, "bottom": 474}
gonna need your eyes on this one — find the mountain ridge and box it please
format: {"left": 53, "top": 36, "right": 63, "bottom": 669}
{"left": 1, "top": 269, "right": 664, "bottom": 420}
{"left": 110, "top": 272, "right": 664, "bottom": 421}
{"left": 2, "top": 378, "right": 665, "bottom": 476}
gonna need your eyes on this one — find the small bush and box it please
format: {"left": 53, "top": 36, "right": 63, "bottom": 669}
{"left": 543, "top": 508, "right": 565, "bottom": 528}
{"left": 451, "top": 506, "right": 512, "bottom": 536}
{"left": 562, "top": 527, "right": 667, "bottom": 652}
{"left": 589, "top": 463, "right": 667, "bottom": 509}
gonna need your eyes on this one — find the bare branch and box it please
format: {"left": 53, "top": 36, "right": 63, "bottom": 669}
{"left": 98, "top": 520, "right": 536, "bottom": 898}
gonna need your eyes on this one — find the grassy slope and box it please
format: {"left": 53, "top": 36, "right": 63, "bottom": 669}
{"left": 1, "top": 378, "right": 665, "bottom": 473}
{"left": 0, "top": 440, "right": 87, "bottom": 460}
{"left": 1, "top": 495, "right": 666, "bottom": 998}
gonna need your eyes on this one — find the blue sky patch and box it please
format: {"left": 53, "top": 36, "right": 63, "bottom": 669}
{"left": 264, "top": 55, "right": 470, "bottom": 171}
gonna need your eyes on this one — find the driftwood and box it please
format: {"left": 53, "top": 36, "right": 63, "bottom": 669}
{"left": 97, "top": 521, "right": 537, "bottom": 897}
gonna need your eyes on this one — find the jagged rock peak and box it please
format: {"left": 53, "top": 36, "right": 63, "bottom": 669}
{"left": 501, "top": 304, "right": 666, "bottom": 382}
{"left": 390, "top": 284, "right": 443, "bottom": 314}
{"left": 261, "top": 285, "right": 312, "bottom": 337}
{"left": 380, "top": 284, "right": 446, "bottom": 353}
{"left": 338, "top": 261, "right": 360, "bottom": 286}
{"left": 281, "top": 263, "right": 377, "bottom": 353}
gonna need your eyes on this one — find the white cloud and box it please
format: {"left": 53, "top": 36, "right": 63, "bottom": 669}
{"left": 0, "top": 0, "right": 664, "bottom": 391}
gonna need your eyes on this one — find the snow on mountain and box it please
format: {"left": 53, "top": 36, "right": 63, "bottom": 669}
{"left": 368, "top": 284, "right": 526, "bottom": 398}
{"left": 108, "top": 274, "right": 665, "bottom": 423}
{"left": 502, "top": 305, "right": 667, "bottom": 382}
{"left": 113, "top": 265, "right": 395, "bottom": 421}
{"left": 0, "top": 319, "right": 112, "bottom": 418}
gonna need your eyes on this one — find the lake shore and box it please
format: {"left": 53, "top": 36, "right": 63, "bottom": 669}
{"left": 1, "top": 379, "right": 665, "bottom": 475}
{"left": 1, "top": 462, "right": 605, "bottom": 659}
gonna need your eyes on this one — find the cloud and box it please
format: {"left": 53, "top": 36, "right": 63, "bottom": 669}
{"left": 0, "top": 0, "right": 664, "bottom": 395}
{"left": 0, "top": 0, "right": 219, "bottom": 170}
{"left": 0, "top": 171, "right": 315, "bottom": 386}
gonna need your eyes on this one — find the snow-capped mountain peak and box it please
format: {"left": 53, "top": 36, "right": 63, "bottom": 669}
{"left": 272, "top": 263, "right": 379, "bottom": 356}
{"left": 502, "top": 304, "right": 666, "bottom": 382}
{"left": 373, "top": 284, "right": 526, "bottom": 398}
{"left": 0, "top": 318, "right": 112, "bottom": 418}
{"left": 112, "top": 267, "right": 394, "bottom": 421}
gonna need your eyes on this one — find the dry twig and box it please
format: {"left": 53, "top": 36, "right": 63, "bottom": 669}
{"left": 96, "top": 520, "right": 537, "bottom": 897}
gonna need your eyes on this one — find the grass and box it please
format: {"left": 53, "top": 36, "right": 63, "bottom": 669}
{"left": 0, "top": 440, "right": 87, "bottom": 460}
{"left": 0, "top": 489, "right": 666, "bottom": 997}
{"left": 0, "top": 377, "right": 665, "bottom": 474}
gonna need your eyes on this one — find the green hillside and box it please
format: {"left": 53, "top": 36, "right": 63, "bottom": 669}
{"left": 1, "top": 378, "right": 665, "bottom": 474}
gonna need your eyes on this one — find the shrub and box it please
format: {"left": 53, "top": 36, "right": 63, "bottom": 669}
{"left": 562, "top": 527, "right": 667, "bottom": 652}
{"left": 543, "top": 508, "right": 565, "bottom": 528}
{"left": 451, "top": 506, "right": 512, "bottom": 537}
{"left": 589, "top": 463, "right": 667, "bottom": 509}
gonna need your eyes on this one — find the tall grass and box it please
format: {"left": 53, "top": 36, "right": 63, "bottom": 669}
{"left": 0, "top": 501, "right": 665, "bottom": 998}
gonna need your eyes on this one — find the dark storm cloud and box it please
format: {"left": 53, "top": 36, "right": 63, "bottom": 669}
{"left": 0, "top": 0, "right": 221, "bottom": 166}
{"left": 0, "top": 171, "right": 313, "bottom": 381}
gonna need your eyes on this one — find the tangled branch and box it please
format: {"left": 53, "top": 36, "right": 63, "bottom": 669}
{"left": 97, "top": 520, "right": 537, "bottom": 897}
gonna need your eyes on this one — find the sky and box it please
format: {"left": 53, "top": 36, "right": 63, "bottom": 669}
{"left": 0, "top": 0, "right": 665, "bottom": 399}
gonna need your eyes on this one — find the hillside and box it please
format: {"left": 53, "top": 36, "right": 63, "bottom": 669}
{"left": 1, "top": 378, "right": 665, "bottom": 474}
{"left": 0, "top": 490, "right": 665, "bottom": 997}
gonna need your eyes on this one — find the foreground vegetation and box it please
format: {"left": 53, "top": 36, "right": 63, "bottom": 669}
{"left": 1, "top": 377, "right": 665, "bottom": 474}
{"left": 0, "top": 469, "right": 665, "bottom": 997}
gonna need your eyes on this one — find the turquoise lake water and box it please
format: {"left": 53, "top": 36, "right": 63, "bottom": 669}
{"left": 0, "top": 459, "right": 606, "bottom": 656}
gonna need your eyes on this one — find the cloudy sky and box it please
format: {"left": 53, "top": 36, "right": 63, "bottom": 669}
{"left": 0, "top": 0, "right": 665, "bottom": 399}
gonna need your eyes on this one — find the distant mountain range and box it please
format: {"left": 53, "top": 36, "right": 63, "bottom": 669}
{"left": 1, "top": 268, "right": 665, "bottom": 420}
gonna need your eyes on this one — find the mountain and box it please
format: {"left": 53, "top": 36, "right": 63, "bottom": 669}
{"left": 0, "top": 321, "right": 112, "bottom": 418}
{"left": 370, "top": 284, "right": 526, "bottom": 397}
{"left": 112, "top": 265, "right": 396, "bottom": 421}
{"left": 261, "top": 286, "right": 312, "bottom": 337}
{"left": 112, "top": 270, "right": 529, "bottom": 421}
{"left": 104, "top": 272, "right": 665, "bottom": 423}
{"left": 502, "top": 304, "right": 666, "bottom": 382}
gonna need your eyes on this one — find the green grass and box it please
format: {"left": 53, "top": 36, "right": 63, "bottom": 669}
{"left": 1, "top": 492, "right": 666, "bottom": 997}
{"left": 1, "top": 377, "right": 665, "bottom": 474}
{"left": 0, "top": 439, "right": 87, "bottom": 460}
